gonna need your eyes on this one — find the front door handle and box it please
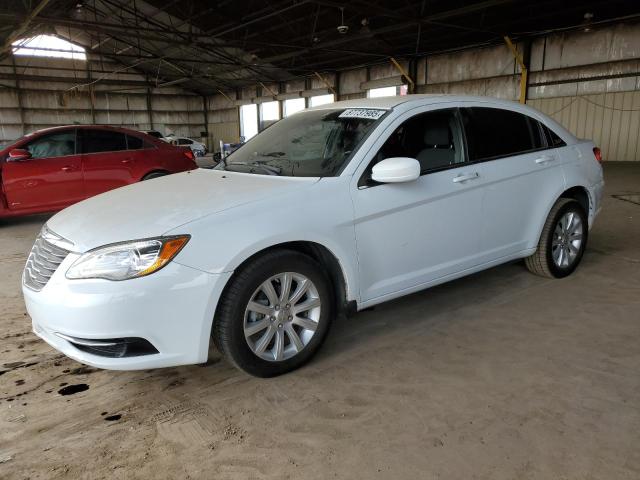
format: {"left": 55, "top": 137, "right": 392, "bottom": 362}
{"left": 535, "top": 155, "right": 555, "bottom": 165}
{"left": 61, "top": 165, "right": 74, "bottom": 172}
{"left": 453, "top": 172, "right": 479, "bottom": 183}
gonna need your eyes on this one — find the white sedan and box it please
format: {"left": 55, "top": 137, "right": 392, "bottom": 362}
{"left": 23, "top": 95, "right": 604, "bottom": 377}
{"left": 170, "top": 136, "right": 207, "bottom": 156}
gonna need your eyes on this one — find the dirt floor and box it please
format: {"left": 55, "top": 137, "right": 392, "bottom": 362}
{"left": 1, "top": 163, "right": 639, "bottom": 480}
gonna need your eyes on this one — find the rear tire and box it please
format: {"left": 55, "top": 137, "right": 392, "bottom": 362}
{"left": 525, "top": 198, "right": 588, "bottom": 278}
{"left": 212, "top": 250, "right": 334, "bottom": 377}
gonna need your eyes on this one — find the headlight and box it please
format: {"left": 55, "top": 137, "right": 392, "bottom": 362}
{"left": 66, "top": 236, "right": 190, "bottom": 281}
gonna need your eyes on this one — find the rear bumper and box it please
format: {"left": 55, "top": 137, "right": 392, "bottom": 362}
{"left": 24, "top": 256, "right": 232, "bottom": 370}
{"left": 589, "top": 179, "right": 605, "bottom": 228}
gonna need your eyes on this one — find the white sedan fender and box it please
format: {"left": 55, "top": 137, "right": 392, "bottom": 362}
{"left": 166, "top": 175, "right": 360, "bottom": 341}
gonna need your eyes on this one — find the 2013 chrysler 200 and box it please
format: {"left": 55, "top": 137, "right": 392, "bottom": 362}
{"left": 23, "top": 95, "right": 604, "bottom": 377}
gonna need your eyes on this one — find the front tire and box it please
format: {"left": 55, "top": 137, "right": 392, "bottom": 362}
{"left": 525, "top": 198, "right": 588, "bottom": 278}
{"left": 212, "top": 250, "right": 334, "bottom": 377}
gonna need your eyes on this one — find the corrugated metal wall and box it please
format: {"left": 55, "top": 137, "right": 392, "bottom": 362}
{"left": 0, "top": 56, "right": 206, "bottom": 144}
{"left": 529, "top": 91, "right": 640, "bottom": 161}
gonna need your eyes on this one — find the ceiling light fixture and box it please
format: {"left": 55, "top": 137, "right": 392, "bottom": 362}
{"left": 337, "top": 7, "right": 349, "bottom": 34}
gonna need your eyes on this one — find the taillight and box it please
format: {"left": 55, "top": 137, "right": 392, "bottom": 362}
{"left": 593, "top": 147, "right": 602, "bottom": 163}
{"left": 184, "top": 149, "right": 194, "bottom": 161}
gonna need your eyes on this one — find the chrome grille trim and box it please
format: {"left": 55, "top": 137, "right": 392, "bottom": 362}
{"left": 23, "top": 228, "right": 72, "bottom": 292}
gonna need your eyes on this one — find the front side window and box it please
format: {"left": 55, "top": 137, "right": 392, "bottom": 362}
{"left": 460, "top": 107, "right": 543, "bottom": 161}
{"left": 81, "top": 130, "right": 127, "bottom": 154}
{"left": 368, "top": 109, "right": 465, "bottom": 177}
{"left": 217, "top": 108, "right": 386, "bottom": 177}
{"left": 26, "top": 131, "right": 76, "bottom": 159}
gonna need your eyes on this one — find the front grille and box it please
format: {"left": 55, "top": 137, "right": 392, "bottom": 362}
{"left": 23, "top": 228, "right": 72, "bottom": 292}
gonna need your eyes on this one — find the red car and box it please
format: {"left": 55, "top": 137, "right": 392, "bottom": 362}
{"left": 0, "top": 125, "right": 197, "bottom": 218}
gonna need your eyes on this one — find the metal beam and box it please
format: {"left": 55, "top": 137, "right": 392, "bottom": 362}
{"left": 10, "top": 55, "right": 25, "bottom": 136}
{"left": 0, "top": 0, "right": 52, "bottom": 57}
{"left": 214, "top": 0, "right": 512, "bottom": 79}
{"left": 313, "top": 72, "right": 336, "bottom": 96}
{"left": 309, "top": 0, "right": 507, "bottom": 34}
{"left": 84, "top": 0, "right": 272, "bottom": 90}
{"left": 390, "top": 57, "right": 415, "bottom": 92}
{"left": 146, "top": 85, "right": 154, "bottom": 129}
{"left": 1, "top": 14, "right": 391, "bottom": 60}
{"left": 504, "top": 35, "right": 528, "bottom": 104}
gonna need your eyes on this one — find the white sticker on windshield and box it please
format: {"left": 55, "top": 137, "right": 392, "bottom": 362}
{"left": 339, "top": 108, "right": 386, "bottom": 120}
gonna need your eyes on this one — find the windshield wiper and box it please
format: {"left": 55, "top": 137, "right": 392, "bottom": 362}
{"left": 222, "top": 162, "right": 282, "bottom": 175}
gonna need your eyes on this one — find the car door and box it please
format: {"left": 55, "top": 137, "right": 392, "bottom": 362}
{"left": 351, "top": 107, "right": 486, "bottom": 304}
{"left": 459, "top": 107, "right": 566, "bottom": 261}
{"left": 2, "top": 129, "right": 84, "bottom": 212}
{"left": 80, "top": 128, "right": 134, "bottom": 197}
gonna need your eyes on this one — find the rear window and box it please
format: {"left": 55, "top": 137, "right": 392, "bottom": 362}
{"left": 461, "top": 107, "right": 544, "bottom": 161}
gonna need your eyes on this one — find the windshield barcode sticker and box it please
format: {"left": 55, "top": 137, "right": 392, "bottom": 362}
{"left": 339, "top": 108, "right": 386, "bottom": 120}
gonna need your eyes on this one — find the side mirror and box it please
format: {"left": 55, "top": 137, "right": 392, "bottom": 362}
{"left": 371, "top": 157, "right": 420, "bottom": 184}
{"left": 7, "top": 149, "right": 32, "bottom": 162}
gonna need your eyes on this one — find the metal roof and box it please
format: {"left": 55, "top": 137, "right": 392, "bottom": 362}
{"left": 1, "top": 0, "right": 639, "bottom": 95}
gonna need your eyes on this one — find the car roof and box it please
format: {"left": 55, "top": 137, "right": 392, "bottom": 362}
{"left": 25, "top": 125, "right": 146, "bottom": 137}
{"left": 306, "top": 94, "right": 527, "bottom": 111}
{"left": 305, "top": 93, "right": 576, "bottom": 145}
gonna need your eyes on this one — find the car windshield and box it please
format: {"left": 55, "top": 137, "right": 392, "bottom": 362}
{"left": 216, "top": 108, "right": 386, "bottom": 177}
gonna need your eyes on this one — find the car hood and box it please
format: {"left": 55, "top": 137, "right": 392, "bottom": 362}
{"left": 47, "top": 169, "right": 319, "bottom": 252}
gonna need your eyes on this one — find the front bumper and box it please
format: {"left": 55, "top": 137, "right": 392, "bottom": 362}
{"left": 24, "top": 254, "right": 232, "bottom": 370}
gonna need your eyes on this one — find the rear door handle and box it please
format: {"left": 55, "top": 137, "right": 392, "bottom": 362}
{"left": 121, "top": 158, "right": 132, "bottom": 164}
{"left": 453, "top": 172, "right": 479, "bottom": 183}
{"left": 535, "top": 155, "right": 555, "bottom": 165}
{"left": 61, "top": 165, "right": 74, "bottom": 172}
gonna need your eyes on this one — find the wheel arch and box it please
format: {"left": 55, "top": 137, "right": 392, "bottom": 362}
{"left": 141, "top": 169, "right": 170, "bottom": 181}
{"left": 217, "top": 240, "right": 355, "bottom": 318}
{"left": 560, "top": 185, "right": 591, "bottom": 218}
{"left": 531, "top": 184, "right": 592, "bottom": 250}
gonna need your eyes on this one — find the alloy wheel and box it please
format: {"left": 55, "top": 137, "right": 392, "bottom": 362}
{"left": 243, "top": 272, "right": 321, "bottom": 362}
{"left": 552, "top": 211, "right": 584, "bottom": 268}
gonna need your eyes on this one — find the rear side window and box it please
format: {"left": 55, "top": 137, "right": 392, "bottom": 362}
{"left": 126, "top": 135, "right": 144, "bottom": 150}
{"left": 529, "top": 120, "right": 546, "bottom": 150}
{"left": 26, "top": 131, "right": 76, "bottom": 158}
{"left": 461, "top": 107, "right": 543, "bottom": 161}
{"left": 543, "top": 125, "right": 567, "bottom": 148}
{"left": 81, "top": 130, "right": 127, "bottom": 154}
